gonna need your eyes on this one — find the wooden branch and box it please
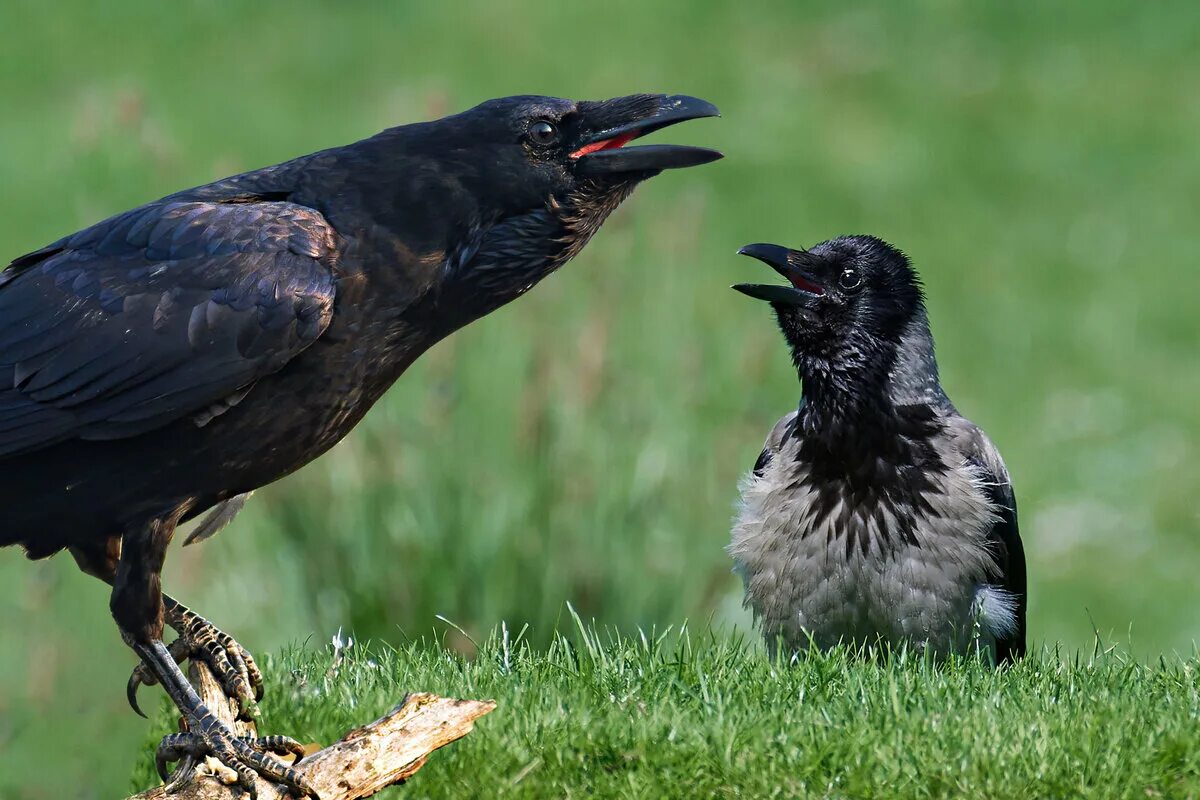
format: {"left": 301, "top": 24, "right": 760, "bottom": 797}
{"left": 129, "top": 661, "right": 495, "bottom": 800}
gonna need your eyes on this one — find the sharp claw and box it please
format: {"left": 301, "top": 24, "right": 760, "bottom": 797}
{"left": 128, "top": 671, "right": 148, "bottom": 719}
{"left": 252, "top": 735, "right": 307, "bottom": 764}
{"left": 155, "top": 730, "right": 316, "bottom": 797}
{"left": 165, "top": 756, "right": 197, "bottom": 793}
{"left": 139, "top": 636, "right": 308, "bottom": 799}
{"left": 127, "top": 638, "right": 189, "bottom": 718}
{"left": 156, "top": 734, "right": 199, "bottom": 788}
{"left": 155, "top": 749, "right": 171, "bottom": 782}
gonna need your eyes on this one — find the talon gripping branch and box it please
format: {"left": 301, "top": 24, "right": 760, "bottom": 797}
{"left": 0, "top": 94, "right": 720, "bottom": 796}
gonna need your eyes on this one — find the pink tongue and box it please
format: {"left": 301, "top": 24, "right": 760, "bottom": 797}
{"left": 791, "top": 276, "right": 825, "bottom": 295}
{"left": 569, "top": 133, "right": 637, "bottom": 159}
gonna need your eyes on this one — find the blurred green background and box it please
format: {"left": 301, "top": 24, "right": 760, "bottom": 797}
{"left": 1, "top": 1, "right": 1197, "bottom": 797}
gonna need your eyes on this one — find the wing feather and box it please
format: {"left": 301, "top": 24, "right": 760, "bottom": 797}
{"left": 952, "top": 417, "right": 1027, "bottom": 663}
{"left": 0, "top": 199, "right": 338, "bottom": 457}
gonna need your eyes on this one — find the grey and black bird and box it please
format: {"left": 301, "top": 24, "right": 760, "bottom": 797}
{"left": 728, "top": 236, "right": 1025, "bottom": 664}
{"left": 0, "top": 93, "right": 720, "bottom": 794}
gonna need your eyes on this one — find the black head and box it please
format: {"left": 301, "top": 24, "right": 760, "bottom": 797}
{"left": 734, "top": 236, "right": 924, "bottom": 362}
{"left": 397, "top": 93, "right": 722, "bottom": 225}
{"left": 389, "top": 94, "right": 719, "bottom": 332}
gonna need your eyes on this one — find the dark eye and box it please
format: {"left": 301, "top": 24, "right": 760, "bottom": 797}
{"left": 838, "top": 268, "right": 862, "bottom": 291}
{"left": 528, "top": 120, "right": 559, "bottom": 146}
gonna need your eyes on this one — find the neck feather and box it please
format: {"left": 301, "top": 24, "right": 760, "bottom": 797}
{"left": 794, "top": 308, "right": 946, "bottom": 435}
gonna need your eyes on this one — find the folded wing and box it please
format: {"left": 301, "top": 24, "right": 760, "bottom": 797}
{"left": 954, "top": 417, "right": 1027, "bottom": 663}
{"left": 0, "top": 199, "right": 338, "bottom": 457}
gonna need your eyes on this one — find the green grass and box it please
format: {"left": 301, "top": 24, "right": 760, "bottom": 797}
{"left": 130, "top": 622, "right": 1200, "bottom": 800}
{"left": 1, "top": 1, "right": 1199, "bottom": 797}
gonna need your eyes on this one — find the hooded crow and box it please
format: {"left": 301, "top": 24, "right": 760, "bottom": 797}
{"left": 0, "top": 93, "right": 720, "bottom": 795}
{"left": 729, "top": 236, "right": 1025, "bottom": 664}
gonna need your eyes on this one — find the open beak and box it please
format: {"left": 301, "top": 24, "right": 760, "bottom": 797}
{"left": 572, "top": 95, "right": 723, "bottom": 175}
{"left": 733, "top": 243, "right": 826, "bottom": 305}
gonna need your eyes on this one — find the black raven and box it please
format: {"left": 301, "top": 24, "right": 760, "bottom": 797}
{"left": 728, "top": 237, "right": 1026, "bottom": 664}
{"left": 0, "top": 94, "right": 720, "bottom": 795}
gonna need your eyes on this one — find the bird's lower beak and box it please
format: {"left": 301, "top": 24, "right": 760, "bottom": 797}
{"left": 733, "top": 243, "right": 826, "bottom": 305}
{"left": 572, "top": 95, "right": 723, "bottom": 176}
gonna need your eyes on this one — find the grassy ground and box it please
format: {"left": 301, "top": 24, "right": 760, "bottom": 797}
{"left": 129, "top": 622, "right": 1200, "bottom": 800}
{"left": 1, "top": 1, "right": 1199, "bottom": 797}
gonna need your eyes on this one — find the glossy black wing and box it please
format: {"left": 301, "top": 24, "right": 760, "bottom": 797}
{"left": 0, "top": 199, "right": 337, "bottom": 457}
{"left": 954, "top": 417, "right": 1027, "bottom": 663}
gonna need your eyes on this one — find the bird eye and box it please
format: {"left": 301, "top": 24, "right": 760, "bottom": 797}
{"left": 528, "top": 120, "right": 560, "bottom": 146}
{"left": 838, "top": 269, "right": 862, "bottom": 291}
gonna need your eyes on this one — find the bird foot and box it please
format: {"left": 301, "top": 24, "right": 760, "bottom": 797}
{"left": 127, "top": 638, "right": 316, "bottom": 798}
{"left": 128, "top": 601, "right": 263, "bottom": 719}
{"left": 156, "top": 728, "right": 315, "bottom": 798}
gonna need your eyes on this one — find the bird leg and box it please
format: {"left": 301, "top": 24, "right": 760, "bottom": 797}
{"left": 69, "top": 537, "right": 264, "bottom": 718}
{"left": 129, "top": 638, "right": 315, "bottom": 797}
{"left": 112, "top": 513, "right": 317, "bottom": 799}
{"left": 127, "top": 596, "right": 264, "bottom": 720}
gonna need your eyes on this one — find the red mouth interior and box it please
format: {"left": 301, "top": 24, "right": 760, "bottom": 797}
{"left": 569, "top": 132, "right": 638, "bottom": 159}
{"left": 790, "top": 275, "right": 825, "bottom": 295}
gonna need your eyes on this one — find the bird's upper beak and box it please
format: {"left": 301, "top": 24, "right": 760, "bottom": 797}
{"left": 571, "top": 95, "right": 722, "bottom": 176}
{"left": 733, "top": 243, "right": 826, "bottom": 305}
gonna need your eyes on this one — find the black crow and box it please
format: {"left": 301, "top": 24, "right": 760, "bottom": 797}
{"left": 729, "top": 236, "right": 1026, "bottom": 664}
{"left": 0, "top": 94, "right": 720, "bottom": 795}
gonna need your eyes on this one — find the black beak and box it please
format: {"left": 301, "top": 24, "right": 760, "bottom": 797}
{"left": 733, "top": 243, "right": 826, "bottom": 305}
{"left": 573, "top": 95, "right": 722, "bottom": 176}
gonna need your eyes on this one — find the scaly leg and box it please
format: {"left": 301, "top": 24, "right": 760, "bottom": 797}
{"left": 156, "top": 733, "right": 304, "bottom": 787}
{"left": 127, "top": 596, "right": 264, "bottom": 719}
{"left": 71, "top": 538, "right": 264, "bottom": 718}
{"left": 109, "top": 512, "right": 317, "bottom": 799}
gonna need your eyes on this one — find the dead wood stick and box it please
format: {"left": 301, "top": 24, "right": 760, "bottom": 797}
{"left": 128, "top": 660, "right": 495, "bottom": 800}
